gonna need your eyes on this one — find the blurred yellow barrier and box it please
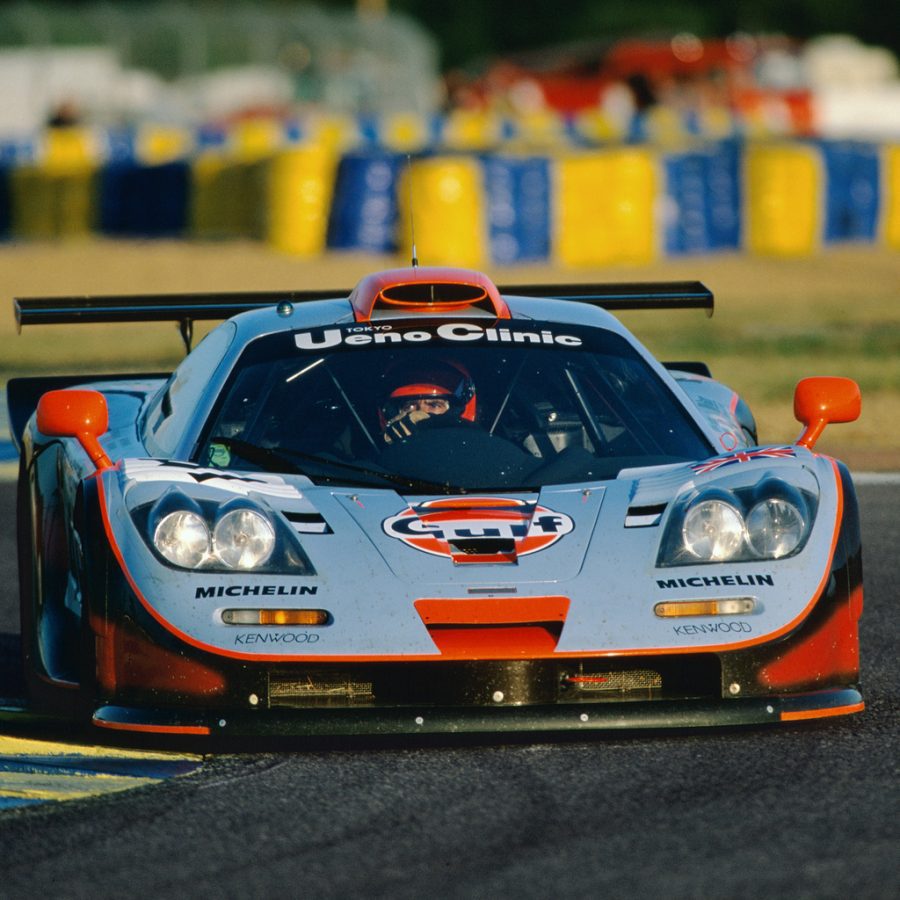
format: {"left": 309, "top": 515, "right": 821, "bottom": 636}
{"left": 884, "top": 145, "right": 900, "bottom": 250}
{"left": 43, "top": 127, "right": 97, "bottom": 176}
{"left": 700, "top": 107, "right": 736, "bottom": 140}
{"left": 554, "top": 149, "right": 658, "bottom": 267}
{"left": 191, "top": 121, "right": 285, "bottom": 239}
{"left": 745, "top": 143, "right": 821, "bottom": 256}
{"left": 570, "top": 109, "right": 624, "bottom": 144}
{"left": 233, "top": 119, "right": 283, "bottom": 162}
{"left": 191, "top": 152, "right": 268, "bottom": 239}
{"left": 442, "top": 109, "right": 502, "bottom": 150}
{"left": 10, "top": 168, "right": 95, "bottom": 239}
{"left": 509, "top": 110, "right": 567, "bottom": 149}
{"left": 383, "top": 113, "right": 430, "bottom": 152}
{"left": 137, "top": 126, "right": 193, "bottom": 166}
{"left": 266, "top": 144, "right": 338, "bottom": 255}
{"left": 303, "top": 114, "right": 361, "bottom": 155}
{"left": 397, "top": 156, "right": 485, "bottom": 267}
{"left": 644, "top": 107, "right": 689, "bottom": 147}
{"left": 10, "top": 127, "right": 98, "bottom": 238}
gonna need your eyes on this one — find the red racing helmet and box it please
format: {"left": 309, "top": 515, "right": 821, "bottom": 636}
{"left": 380, "top": 359, "right": 477, "bottom": 424}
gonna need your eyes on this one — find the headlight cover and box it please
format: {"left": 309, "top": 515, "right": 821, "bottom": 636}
{"left": 154, "top": 510, "right": 210, "bottom": 569}
{"left": 658, "top": 479, "right": 815, "bottom": 566}
{"left": 212, "top": 508, "right": 275, "bottom": 569}
{"left": 682, "top": 499, "right": 745, "bottom": 561}
{"left": 136, "top": 489, "right": 314, "bottom": 573}
{"left": 745, "top": 497, "right": 806, "bottom": 559}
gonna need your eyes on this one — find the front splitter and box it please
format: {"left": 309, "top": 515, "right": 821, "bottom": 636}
{"left": 90, "top": 688, "right": 864, "bottom": 738}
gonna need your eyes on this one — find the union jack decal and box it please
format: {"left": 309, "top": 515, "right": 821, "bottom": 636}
{"left": 692, "top": 446, "right": 796, "bottom": 475}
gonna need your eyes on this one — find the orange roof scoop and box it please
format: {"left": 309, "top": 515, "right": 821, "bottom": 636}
{"left": 348, "top": 267, "right": 510, "bottom": 322}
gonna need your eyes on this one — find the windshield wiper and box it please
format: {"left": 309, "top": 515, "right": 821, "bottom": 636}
{"left": 208, "top": 436, "right": 461, "bottom": 494}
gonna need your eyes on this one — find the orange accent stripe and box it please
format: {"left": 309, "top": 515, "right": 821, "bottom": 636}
{"left": 758, "top": 597, "right": 860, "bottom": 689}
{"left": 415, "top": 596, "right": 569, "bottom": 625}
{"left": 424, "top": 624, "right": 561, "bottom": 657}
{"left": 94, "top": 460, "right": 847, "bottom": 664}
{"left": 780, "top": 701, "right": 864, "bottom": 722}
{"left": 92, "top": 717, "right": 211, "bottom": 735}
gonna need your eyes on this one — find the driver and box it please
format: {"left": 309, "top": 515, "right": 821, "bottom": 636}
{"left": 380, "top": 360, "right": 476, "bottom": 444}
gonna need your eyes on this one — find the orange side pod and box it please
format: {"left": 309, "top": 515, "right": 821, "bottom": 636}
{"left": 794, "top": 377, "right": 861, "bottom": 450}
{"left": 36, "top": 388, "right": 113, "bottom": 471}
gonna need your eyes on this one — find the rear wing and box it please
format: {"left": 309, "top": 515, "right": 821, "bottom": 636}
{"left": 14, "top": 289, "right": 349, "bottom": 353}
{"left": 499, "top": 281, "right": 713, "bottom": 315}
{"left": 15, "top": 280, "right": 712, "bottom": 352}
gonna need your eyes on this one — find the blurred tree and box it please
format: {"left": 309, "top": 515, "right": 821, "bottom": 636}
{"left": 382, "top": 0, "right": 899, "bottom": 68}
{"left": 6, "top": 0, "right": 896, "bottom": 68}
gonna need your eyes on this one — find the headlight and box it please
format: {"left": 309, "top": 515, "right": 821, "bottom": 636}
{"left": 682, "top": 499, "right": 745, "bottom": 561}
{"left": 746, "top": 498, "right": 805, "bottom": 559}
{"left": 658, "top": 478, "right": 816, "bottom": 567}
{"left": 154, "top": 510, "right": 211, "bottom": 569}
{"left": 213, "top": 508, "right": 275, "bottom": 569}
{"left": 139, "top": 489, "right": 314, "bottom": 573}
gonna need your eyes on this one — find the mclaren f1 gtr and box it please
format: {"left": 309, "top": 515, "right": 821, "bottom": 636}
{"left": 8, "top": 266, "right": 864, "bottom": 737}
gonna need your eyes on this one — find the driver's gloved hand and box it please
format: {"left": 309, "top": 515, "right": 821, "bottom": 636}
{"left": 383, "top": 410, "right": 430, "bottom": 444}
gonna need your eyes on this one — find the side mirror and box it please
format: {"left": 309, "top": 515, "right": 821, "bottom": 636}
{"left": 36, "top": 389, "right": 112, "bottom": 471}
{"left": 794, "top": 377, "right": 861, "bottom": 449}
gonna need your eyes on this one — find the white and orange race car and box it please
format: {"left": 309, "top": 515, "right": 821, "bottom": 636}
{"left": 8, "top": 266, "right": 863, "bottom": 737}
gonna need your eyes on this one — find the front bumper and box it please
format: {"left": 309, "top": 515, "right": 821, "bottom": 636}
{"left": 91, "top": 688, "right": 864, "bottom": 738}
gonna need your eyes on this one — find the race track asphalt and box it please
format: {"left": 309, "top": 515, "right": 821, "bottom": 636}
{"left": 0, "top": 478, "right": 896, "bottom": 899}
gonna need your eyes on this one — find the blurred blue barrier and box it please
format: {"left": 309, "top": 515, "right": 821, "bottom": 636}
{"left": 821, "top": 141, "right": 881, "bottom": 243}
{"left": 104, "top": 128, "right": 138, "bottom": 165}
{"left": 706, "top": 140, "right": 743, "bottom": 250}
{"left": 98, "top": 161, "right": 190, "bottom": 237}
{"left": 326, "top": 151, "right": 403, "bottom": 253}
{"left": 0, "top": 139, "right": 36, "bottom": 167}
{"left": 0, "top": 124, "right": 892, "bottom": 260}
{"left": 484, "top": 155, "right": 551, "bottom": 264}
{"left": 664, "top": 140, "right": 742, "bottom": 255}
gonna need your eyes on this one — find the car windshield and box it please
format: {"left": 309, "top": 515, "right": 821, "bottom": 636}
{"left": 196, "top": 319, "right": 712, "bottom": 492}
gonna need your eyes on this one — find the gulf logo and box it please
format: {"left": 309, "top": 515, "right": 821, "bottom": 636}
{"left": 382, "top": 497, "right": 574, "bottom": 559}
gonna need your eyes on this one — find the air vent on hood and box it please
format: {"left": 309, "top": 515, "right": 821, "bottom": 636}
{"left": 624, "top": 503, "right": 667, "bottom": 528}
{"left": 283, "top": 510, "right": 332, "bottom": 534}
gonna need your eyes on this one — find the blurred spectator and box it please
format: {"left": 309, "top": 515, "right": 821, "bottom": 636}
{"left": 46, "top": 98, "right": 82, "bottom": 128}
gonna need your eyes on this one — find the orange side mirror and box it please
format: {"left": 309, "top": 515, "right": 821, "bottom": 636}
{"left": 36, "top": 389, "right": 113, "bottom": 471}
{"left": 794, "top": 377, "right": 861, "bottom": 449}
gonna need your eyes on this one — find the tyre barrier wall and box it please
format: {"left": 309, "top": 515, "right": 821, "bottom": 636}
{"left": 1, "top": 126, "right": 898, "bottom": 266}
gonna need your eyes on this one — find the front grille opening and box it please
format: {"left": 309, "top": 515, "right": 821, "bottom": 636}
{"left": 559, "top": 655, "right": 720, "bottom": 703}
{"left": 263, "top": 655, "right": 721, "bottom": 710}
{"left": 563, "top": 668, "right": 663, "bottom": 695}
{"left": 268, "top": 670, "right": 374, "bottom": 707}
{"left": 448, "top": 538, "right": 516, "bottom": 556}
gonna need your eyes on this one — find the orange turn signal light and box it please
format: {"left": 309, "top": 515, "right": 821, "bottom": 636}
{"left": 221, "top": 609, "right": 330, "bottom": 626}
{"left": 654, "top": 598, "right": 756, "bottom": 618}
